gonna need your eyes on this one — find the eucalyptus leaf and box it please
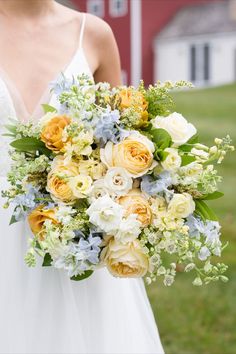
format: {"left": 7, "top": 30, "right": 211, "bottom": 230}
{"left": 71, "top": 270, "right": 93, "bottom": 281}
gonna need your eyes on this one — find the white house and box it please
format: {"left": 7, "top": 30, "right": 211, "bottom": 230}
{"left": 154, "top": 1, "right": 236, "bottom": 87}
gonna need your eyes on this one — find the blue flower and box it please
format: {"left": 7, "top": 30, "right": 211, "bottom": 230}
{"left": 50, "top": 73, "right": 75, "bottom": 95}
{"left": 94, "top": 109, "right": 129, "bottom": 145}
{"left": 141, "top": 171, "right": 172, "bottom": 196}
{"left": 186, "top": 215, "right": 221, "bottom": 244}
{"left": 54, "top": 232, "right": 102, "bottom": 277}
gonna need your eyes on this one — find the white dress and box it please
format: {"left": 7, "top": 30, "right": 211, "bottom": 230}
{"left": 0, "top": 14, "right": 164, "bottom": 354}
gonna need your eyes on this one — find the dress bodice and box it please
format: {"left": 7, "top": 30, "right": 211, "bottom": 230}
{"left": 0, "top": 13, "right": 92, "bottom": 177}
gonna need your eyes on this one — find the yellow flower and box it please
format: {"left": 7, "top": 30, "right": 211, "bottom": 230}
{"left": 101, "top": 132, "right": 157, "bottom": 177}
{"left": 40, "top": 115, "right": 71, "bottom": 152}
{"left": 28, "top": 206, "right": 58, "bottom": 240}
{"left": 47, "top": 157, "right": 79, "bottom": 203}
{"left": 102, "top": 238, "right": 149, "bottom": 278}
{"left": 118, "top": 189, "right": 152, "bottom": 227}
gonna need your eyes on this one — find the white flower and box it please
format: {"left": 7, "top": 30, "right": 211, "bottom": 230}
{"left": 153, "top": 112, "right": 196, "bottom": 146}
{"left": 89, "top": 179, "right": 109, "bottom": 202}
{"left": 168, "top": 193, "right": 195, "bottom": 218}
{"left": 103, "top": 167, "right": 133, "bottom": 196}
{"left": 55, "top": 205, "right": 75, "bottom": 224}
{"left": 87, "top": 195, "right": 123, "bottom": 233}
{"left": 191, "top": 148, "right": 209, "bottom": 161}
{"left": 115, "top": 214, "right": 142, "bottom": 244}
{"left": 192, "top": 277, "right": 203, "bottom": 286}
{"left": 68, "top": 175, "right": 93, "bottom": 199}
{"left": 161, "top": 148, "right": 181, "bottom": 171}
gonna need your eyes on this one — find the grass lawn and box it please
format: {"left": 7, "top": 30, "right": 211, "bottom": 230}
{"left": 146, "top": 84, "right": 236, "bottom": 354}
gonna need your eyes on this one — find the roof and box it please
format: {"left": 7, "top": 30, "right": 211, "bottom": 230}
{"left": 156, "top": 1, "right": 236, "bottom": 41}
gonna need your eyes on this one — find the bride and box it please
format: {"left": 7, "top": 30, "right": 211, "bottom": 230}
{"left": 0, "top": 1, "right": 164, "bottom": 353}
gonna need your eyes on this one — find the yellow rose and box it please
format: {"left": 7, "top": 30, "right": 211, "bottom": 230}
{"left": 118, "top": 189, "right": 152, "bottom": 227}
{"left": 102, "top": 238, "right": 149, "bottom": 278}
{"left": 28, "top": 206, "right": 58, "bottom": 240}
{"left": 41, "top": 115, "right": 71, "bottom": 152}
{"left": 101, "top": 132, "right": 157, "bottom": 177}
{"left": 168, "top": 193, "right": 195, "bottom": 219}
{"left": 47, "top": 157, "right": 79, "bottom": 203}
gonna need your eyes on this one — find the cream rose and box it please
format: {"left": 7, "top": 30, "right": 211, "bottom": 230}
{"left": 101, "top": 132, "right": 157, "bottom": 177}
{"left": 153, "top": 112, "right": 196, "bottom": 146}
{"left": 68, "top": 175, "right": 93, "bottom": 199}
{"left": 102, "top": 238, "right": 149, "bottom": 278}
{"left": 168, "top": 193, "right": 195, "bottom": 218}
{"left": 161, "top": 148, "right": 181, "bottom": 171}
{"left": 103, "top": 167, "right": 133, "bottom": 196}
{"left": 118, "top": 189, "right": 152, "bottom": 227}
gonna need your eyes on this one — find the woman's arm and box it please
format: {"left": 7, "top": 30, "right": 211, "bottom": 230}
{"left": 84, "top": 14, "right": 122, "bottom": 87}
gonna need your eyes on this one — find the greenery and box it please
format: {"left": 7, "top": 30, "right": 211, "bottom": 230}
{"left": 147, "top": 84, "right": 236, "bottom": 354}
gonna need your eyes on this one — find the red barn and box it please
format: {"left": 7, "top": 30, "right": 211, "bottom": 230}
{"left": 62, "top": 0, "right": 225, "bottom": 85}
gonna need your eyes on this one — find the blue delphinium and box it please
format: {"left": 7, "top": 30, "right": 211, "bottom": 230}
{"left": 54, "top": 233, "right": 102, "bottom": 277}
{"left": 94, "top": 109, "right": 129, "bottom": 145}
{"left": 186, "top": 215, "right": 222, "bottom": 260}
{"left": 50, "top": 73, "right": 76, "bottom": 95}
{"left": 12, "top": 185, "right": 41, "bottom": 221}
{"left": 186, "top": 215, "right": 221, "bottom": 243}
{"left": 141, "top": 171, "right": 172, "bottom": 196}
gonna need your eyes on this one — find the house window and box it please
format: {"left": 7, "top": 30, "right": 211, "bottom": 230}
{"left": 87, "top": 0, "right": 104, "bottom": 18}
{"left": 190, "top": 44, "right": 210, "bottom": 83}
{"left": 109, "top": 0, "right": 128, "bottom": 17}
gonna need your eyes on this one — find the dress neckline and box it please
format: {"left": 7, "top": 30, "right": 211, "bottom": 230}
{"left": 0, "top": 13, "right": 91, "bottom": 122}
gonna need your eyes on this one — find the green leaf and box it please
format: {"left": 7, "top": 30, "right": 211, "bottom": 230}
{"left": 195, "top": 200, "right": 218, "bottom": 221}
{"left": 10, "top": 137, "right": 52, "bottom": 157}
{"left": 200, "top": 191, "right": 224, "bottom": 200}
{"left": 9, "top": 214, "right": 18, "bottom": 225}
{"left": 4, "top": 124, "right": 17, "bottom": 134}
{"left": 42, "top": 253, "right": 53, "bottom": 267}
{"left": 42, "top": 104, "right": 57, "bottom": 114}
{"left": 71, "top": 270, "right": 93, "bottom": 281}
{"left": 179, "top": 134, "right": 199, "bottom": 152}
{"left": 187, "top": 134, "right": 199, "bottom": 145}
{"left": 150, "top": 128, "right": 172, "bottom": 149}
{"left": 181, "top": 155, "right": 196, "bottom": 166}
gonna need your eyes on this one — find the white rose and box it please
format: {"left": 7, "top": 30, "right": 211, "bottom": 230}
{"left": 86, "top": 195, "right": 124, "bottom": 234}
{"left": 115, "top": 214, "right": 142, "bottom": 244}
{"left": 153, "top": 112, "right": 197, "bottom": 146}
{"left": 168, "top": 193, "right": 195, "bottom": 218}
{"left": 161, "top": 148, "right": 181, "bottom": 171}
{"left": 89, "top": 179, "right": 109, "bottom": 202}
{"left": 104, "top": 167, "right": 133, "bottom": 196}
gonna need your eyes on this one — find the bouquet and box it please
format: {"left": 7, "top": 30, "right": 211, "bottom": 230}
{"left": 2, "top": 74, "right": 234, "bottom": 285}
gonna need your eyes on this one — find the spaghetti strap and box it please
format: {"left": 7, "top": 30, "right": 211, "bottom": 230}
{"left": 79, "top": 13, "right": 86, "bottom": 49}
